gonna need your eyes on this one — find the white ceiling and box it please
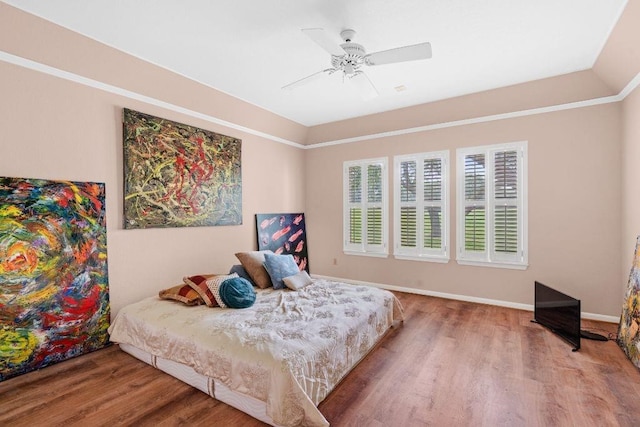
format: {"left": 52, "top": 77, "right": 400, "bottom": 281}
{"left": 4, "top": 0, "right": 628, "bottom": 126}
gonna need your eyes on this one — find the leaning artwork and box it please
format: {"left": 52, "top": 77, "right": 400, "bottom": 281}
{"left": 618, "top": 235, "right": 640, "bottom": 370}
{"left": 0, "top": 177, "right": 110, "bottom": 381}
{"left": 256, "top": 213, "right": 310, "bottom": 272}
{"left": 123, "top": 108, "right": 242, "bottom": 229}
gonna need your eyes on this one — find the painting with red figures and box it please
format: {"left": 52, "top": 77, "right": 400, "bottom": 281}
{"left": 256, "top": 213, "right": 310, "bottom": 273}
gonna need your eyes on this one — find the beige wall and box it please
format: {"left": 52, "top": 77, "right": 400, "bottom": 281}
{"left": 0, "top": 6, "right": 306, "bottom": 316}
{"left": 621, "top": 86, "right": 640, "bottom": 290}
{"left": 305, "top": 104, "right": 623, "bottom": 316}
{"left": 2, "top": 2, "right": 640, "bottom": 319}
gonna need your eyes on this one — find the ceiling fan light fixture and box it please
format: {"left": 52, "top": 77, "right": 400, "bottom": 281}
{"left": 344, "top": 63, "right": 354, "bottom": 75}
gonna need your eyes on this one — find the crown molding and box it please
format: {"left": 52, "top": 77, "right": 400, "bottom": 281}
{"left": 308, "top": 73, "right": 640, "bottom": 148}
{"left": 0, "top": 50, "right": 304, "bottom": 149}
{"left": 3, "top": 49, "right": 639, "bottom": 151}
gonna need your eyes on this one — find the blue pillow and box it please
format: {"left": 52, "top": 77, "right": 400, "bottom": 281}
{"left": 219, "top": 277, "right": 256, "bottom": 308}
{"left": 228, "top": 264, "right": 256, "bottom": 286}
{"left": 263, "top": 253, "right": 300, "bottom": 290}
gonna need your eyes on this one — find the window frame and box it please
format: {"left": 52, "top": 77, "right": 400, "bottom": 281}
{"left": 343, "top": 157, "right": 389, "bottom": 258}
{"left": 393, "top": 150, "right": 449, "bottom": 263}
{"left": 456, "top": 141, "right": 528, "bottom": 270}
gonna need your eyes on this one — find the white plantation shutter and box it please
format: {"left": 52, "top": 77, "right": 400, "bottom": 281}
{"left": 394, "top": 151, "right": 449, "bottom": 262}
{"left": 344, "top": 158, "right": 388, "bottom": 256}
{"left": 464, "top": 153, "right": 485, "bottom": 253}
{"left": 366, "top": 164, "right": 383, "bottom": 246}
{"left": 423, "top": 158, "right": 443, "bottom": 250}
{"left": 400, "top": 206, "right": 417, "bottom": 247}
{"left": 493, "top": 150, "right": 518, "bottom": 254}
{"left": 347, "top": 165, "right": 362, "bottom": 245}
{"left": 399, "top": 159, "right": 417, "bottom": 248}
{"left": 456, "top": 142, "right": 527, "bottom": 269}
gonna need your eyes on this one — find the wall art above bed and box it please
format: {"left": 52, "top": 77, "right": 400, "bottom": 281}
{"left": 256, "top": 212, "right": 309, "bottom": 272}
{"left": 0, "top": 177, "right": 110, "bottom": 381}
{"left": 123, "top": 108, "right": 242, "bottom": 229}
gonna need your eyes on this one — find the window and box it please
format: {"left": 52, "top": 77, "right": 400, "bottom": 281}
{"left": 343, "top": 158, "right": 388, "bottom": 257}
{"left": 394, "top": 151, "right": 449, "bottom": 262}
{"left": 456, "top": 141, "right": 528, "bottom": 269}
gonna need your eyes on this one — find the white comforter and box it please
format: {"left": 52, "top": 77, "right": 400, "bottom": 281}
{"left": 108, "top": 278, "right": 404, "bottom": 427}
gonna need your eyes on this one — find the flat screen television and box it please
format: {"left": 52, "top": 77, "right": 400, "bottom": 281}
{"left": 533, "top": 281, "right": 581, "bottom": 351}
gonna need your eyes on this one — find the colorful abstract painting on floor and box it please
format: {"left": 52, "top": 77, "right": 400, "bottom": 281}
{"left": 618, "top": 235, "right": 640, "bottom": 370}
{"left": 123, "top": 109, "right": 242, "bottom": 229}
{"left": 256, "top": 213, "right": 310, "bottom": 273}
{"left": 0, "top": 177, "right": 109, "bottom": 381}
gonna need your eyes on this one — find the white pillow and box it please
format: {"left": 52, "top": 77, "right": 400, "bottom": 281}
{"left": 282, "top": 270, "right": 312, "bottom": 291}
{"left": 206, "top": 273, "right": 238, "bottom": 307}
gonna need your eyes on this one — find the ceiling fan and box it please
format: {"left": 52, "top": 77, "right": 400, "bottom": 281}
{"left": 282, "top": 28, "right": 432, "bottom": 99}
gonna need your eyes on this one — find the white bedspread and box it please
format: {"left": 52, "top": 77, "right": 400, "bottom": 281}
{"left": 108, "top": 278, "right": 404, "bottom": 427}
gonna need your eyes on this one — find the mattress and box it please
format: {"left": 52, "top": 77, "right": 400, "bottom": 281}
{"left": 108, "top": 278, "right": 404, "bottom": 426}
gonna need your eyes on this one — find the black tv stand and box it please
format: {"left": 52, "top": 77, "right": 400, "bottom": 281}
{"left": 580, "top": 330, "right": 608, "bottom": 341}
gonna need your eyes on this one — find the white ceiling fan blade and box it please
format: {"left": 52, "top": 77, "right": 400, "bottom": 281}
{"left": 351, "top": 72, "right": 379, "bottom": 100}
{"left": 301, "top": 28, "right": 345, "bottom": 57}
{"left": 365, "top": 42, "right": 432, "bottom": 66}
{"left": 282, "top": 68, "right": 334, "bottom": 90}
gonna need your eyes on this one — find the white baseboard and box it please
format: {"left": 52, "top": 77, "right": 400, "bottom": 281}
{"left": 312, "top": 274, "right": 621, "bottom": 324}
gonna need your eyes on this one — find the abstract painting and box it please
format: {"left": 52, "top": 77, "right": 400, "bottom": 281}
{"left": 618, "top": 235, "right": 640, "bottom": 370}
{"left": 0, "top": 177, "right": 109, "bottom": 381}
{"left": 123, "top": 108, "right": 242, "bottom": 229}
{"left": 256, "top": 213, "right": 309, "bottom": 273}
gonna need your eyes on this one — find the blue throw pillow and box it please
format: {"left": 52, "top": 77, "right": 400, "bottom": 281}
{"left": 263, "top": 253, "right": 300, "bottom": 290}
{"left": 219, "top": 277, "right": 256, "bottom": 308}
{"left": 228, "top": 264, "right": 256, "bottom": 286}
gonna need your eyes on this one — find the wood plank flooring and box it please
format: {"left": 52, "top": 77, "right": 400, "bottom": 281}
{"left": 1, "top": 291, "right": 639, "bottom": 426}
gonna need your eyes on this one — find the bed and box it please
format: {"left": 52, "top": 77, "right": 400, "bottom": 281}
{"left": 108, "top": 277, "right": 404, "bottom": 426}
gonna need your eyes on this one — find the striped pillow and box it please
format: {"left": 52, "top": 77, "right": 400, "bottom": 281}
{"left": 183, "top": 274, "right": 220, "bottom": 307}
{"left": 159, "top": 284, "right": 204, "bottom": 306}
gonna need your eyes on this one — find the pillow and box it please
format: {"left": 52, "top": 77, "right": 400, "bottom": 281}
{"left": 263, "top": 253, "right": 300, "bottom": 290}
{"left": 183, "top": 274, "right": 219, "bottom": 307}
{"left": 235, "top": 250, "right": 274, "bottom": 289}
{"left": 228, "top": 264, "right": 256, "bottom": 286}
{"left": 205, "top": 273, "right": 238, "bottom": 308}
{"left": 218, "top": 277, "right": 256, "bottom": 308}
{"left": 158, "top": 284, "right": 204, "bottom": 305}
{"left": 283, "top": 270, "right": 313, "bottom": 291}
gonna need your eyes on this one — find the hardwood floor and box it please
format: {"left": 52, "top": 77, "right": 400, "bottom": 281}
{"left": 1, "top": 292, "right": 639, "bottom": 426}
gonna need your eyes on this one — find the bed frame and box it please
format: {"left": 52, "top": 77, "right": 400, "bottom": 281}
{"left": 120, "top": 343, "right": 279, "bottom": 425}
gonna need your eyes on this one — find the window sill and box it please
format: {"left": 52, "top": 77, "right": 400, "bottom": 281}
{"left": 343, "top": 251, "right": 389, "bottom": 259}
{"left": 456, "top": 259, "right": 528, "bottom": 270}
{"left": 394, "top": 254, "right": 449, "bottom": 263}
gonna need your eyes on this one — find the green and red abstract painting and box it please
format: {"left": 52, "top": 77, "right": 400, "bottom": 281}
{"left": 123, "top": 109, "right": 242, "bottom": 229}
{"left": 0, "top": 177, "right": 109, "bottom": 381}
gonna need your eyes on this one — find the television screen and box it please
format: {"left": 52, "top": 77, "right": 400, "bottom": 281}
{"left": 534, "top": 281, "right": 581, "bottom": 351}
